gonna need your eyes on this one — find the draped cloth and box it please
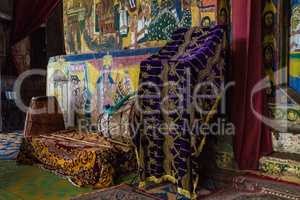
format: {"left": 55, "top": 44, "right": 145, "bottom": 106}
{"left": 17, "top": 131, "right": 137, "bottom": 188}
{"left": 132, "top": 26, "right": 226, "bottom": 199}
{"left": 10, "top": 0, "right": 61, "bottom": 74}
{"left": 231, "top": 0, "right": 273, "bottom": 170}
{"left": 11, "top": 0, "right": 62, "bottom": 45}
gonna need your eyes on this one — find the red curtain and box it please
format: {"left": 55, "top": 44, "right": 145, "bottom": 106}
{"left": 11, "top": 0, "right": 61, "bottom": 45}
{"left": 231, "top": 0, "right": 273, "bottom": 170}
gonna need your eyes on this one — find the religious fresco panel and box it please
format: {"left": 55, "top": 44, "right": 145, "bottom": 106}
{"left": 47, "top": 48, "right": 159, "bottom": 127}
{"left": 290, "top": 0, "right": 300, "bottom": 94}
{"left": 262, "top": 0, "right": 279, "bottom": 97}
{"left": 63, "top": 0, "right": 222, "bottom": 54}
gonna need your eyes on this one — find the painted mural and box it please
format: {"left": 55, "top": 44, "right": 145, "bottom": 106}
{"left": 262, "top": 0, "right": 278, "bottom": 97}
{"left": 63, "top": 0, "right": 219, "bottom": 54}
{"left": 290, "top": 0, "right": 300, "bottom": 94}
{"left": 47, "top": 48, "right": 159, "bottom": 128}
{"left": 263, "top": 1, "right": 300, "bottom": 157}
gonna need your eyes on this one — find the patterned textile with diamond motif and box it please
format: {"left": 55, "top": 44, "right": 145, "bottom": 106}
{"left": 132, "top": 26, "right": 226, "bottom": 199}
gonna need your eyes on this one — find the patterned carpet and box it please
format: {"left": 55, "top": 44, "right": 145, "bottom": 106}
{"left": 205, "top": 172, "right": 300, "bottom": 200}
{"left": 70, "top": 182, "right": 299, "bottom": 200}
{"left": 0, "top": 132, "right": 23, "bottom": 160}
{"left": 5, "top": 161, "right": 298, "bottom": 200}
{"left": 69, "top": 173, "right": 300, "bottom": 200}
{"left": 147, "top": 180, "right": 300, "bottom": 200}
{"left": 71, "top": 184, "right": 160, "bottom": 200}
{"left": 144, "top": 180, "right": 300, "bottom": 200}
{"left": 202, "top": 189, "right": 287, "bottom": 200}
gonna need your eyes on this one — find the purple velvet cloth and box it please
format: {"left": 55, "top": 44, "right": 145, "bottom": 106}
{"left": 134, "top": 26, "right": 226, "bottom": 198}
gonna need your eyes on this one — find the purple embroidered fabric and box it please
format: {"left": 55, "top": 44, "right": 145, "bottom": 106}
{"left": 133, "top": 26, "right": 226, "bottom": 199}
